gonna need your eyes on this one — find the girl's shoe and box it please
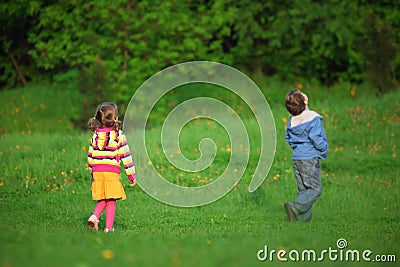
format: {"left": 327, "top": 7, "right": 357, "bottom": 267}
{"left": 104, "top": 228, "right": 114, "bottom": 233}
{"left": 88, "top": 215, "right": 99, "bottom": 231}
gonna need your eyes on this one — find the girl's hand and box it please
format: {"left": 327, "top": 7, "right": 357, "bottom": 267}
{"left": 129, "top": 179, "right": 136, "bottom": 187}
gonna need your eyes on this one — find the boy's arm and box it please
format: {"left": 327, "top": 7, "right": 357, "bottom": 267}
{"left": 309, "top": 118, "right": 328, "bottom": 154}
{"left": 285, "top": 129, "right": 293, "bottom": 147}
{"left": 285, "top": 119, "right": 294, "bottom": 148}
{"left": 119, "top": 133, "right": 136, "bottom": 182}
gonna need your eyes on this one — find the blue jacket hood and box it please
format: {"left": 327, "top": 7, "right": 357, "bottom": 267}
{"left": 285, "top": 110, "right": 328, "bottom": 160}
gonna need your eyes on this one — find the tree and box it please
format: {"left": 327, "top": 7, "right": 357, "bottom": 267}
{"left": 357, "top": 10, "right": 398, "bottom": 93}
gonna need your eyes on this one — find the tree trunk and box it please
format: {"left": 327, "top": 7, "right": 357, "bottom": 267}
{"left": 9, "top": 51, "right": 27, "bottom": 86}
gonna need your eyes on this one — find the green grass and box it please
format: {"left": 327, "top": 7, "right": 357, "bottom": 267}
{"left": 0, "top": 82, "right": 399, "bottom": 267}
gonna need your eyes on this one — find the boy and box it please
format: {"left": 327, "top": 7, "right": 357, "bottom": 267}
{"left": 284, "top": 89, "right": 328, "bottom": 222}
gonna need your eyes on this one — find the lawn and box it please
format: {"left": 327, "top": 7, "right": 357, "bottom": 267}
{"left": 0, "top": 81, "right": 399, "bottom": 267}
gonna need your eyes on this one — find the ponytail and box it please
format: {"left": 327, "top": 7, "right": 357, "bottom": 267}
{"left": 88, "top": 117, "right": 97, "bottom": 131}
{"left": 113, "top": 119, "right": 122, "bottom": 131}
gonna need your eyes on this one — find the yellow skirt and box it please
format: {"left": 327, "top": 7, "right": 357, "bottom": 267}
{"left": 91, "top": 172, "right": 126, "bottom": 200}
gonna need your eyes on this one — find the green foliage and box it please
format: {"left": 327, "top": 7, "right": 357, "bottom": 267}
{"left": 264, "top": 0, "right": 365, "bottom": 84}
{"left": 73, "top": 58, "right": 116, "bottom": 130}
{"left": 357, "top": 11, "right": 399, "bottom": 93}
{"left": 0, "top": 0, "right": 42, "bottom": 87}
{"left": 1, "top": 0, "right": 399, "bottom": 97}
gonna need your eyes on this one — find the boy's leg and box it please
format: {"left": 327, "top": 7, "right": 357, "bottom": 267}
{"left": 105, "top": 199, "right": 116, "bottom": 230}
{"left": 285, "top": 165, "right": 304, "bottom": 221}
{"left": 288, "top": 159, "right": 322, "bottom": 221}
{"left": 296, "top": 207, "right": 313, "bottom": 222}
{"left": 293, "top": 163, "right": 307, "bottom": 196}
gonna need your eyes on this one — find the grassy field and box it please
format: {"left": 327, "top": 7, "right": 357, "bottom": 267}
{"left": 0, "top": 81, "right": 399, "bottom": 267}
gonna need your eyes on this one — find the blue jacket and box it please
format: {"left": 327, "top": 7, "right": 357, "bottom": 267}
{"left": 285, "top": 110, "right": 328, "bottom": 160}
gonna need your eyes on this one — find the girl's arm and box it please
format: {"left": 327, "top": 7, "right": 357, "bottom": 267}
{"left": 118, "top": 133, "right": 136, "bottom": 182}
{"left": 88, "top": 143, "right": 94, "bottom": 172}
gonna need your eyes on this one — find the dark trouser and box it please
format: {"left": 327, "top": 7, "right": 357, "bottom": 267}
{"left": 288, "top": 158, "right": 322, "bottom": 222}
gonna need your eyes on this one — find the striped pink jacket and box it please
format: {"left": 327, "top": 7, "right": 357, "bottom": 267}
{"left": 88, "top": 128, "right": 136, "bottom": 181}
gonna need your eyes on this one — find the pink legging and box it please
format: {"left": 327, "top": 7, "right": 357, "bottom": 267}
{"left": 93, "top": 199, "right": 116, "bottom": 229}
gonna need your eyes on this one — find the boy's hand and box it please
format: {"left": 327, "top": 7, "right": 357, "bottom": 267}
{"left": 129, "top": 179, "right": 136, "bottom": 187}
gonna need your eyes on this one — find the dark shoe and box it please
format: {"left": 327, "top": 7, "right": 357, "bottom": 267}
{"left": 284, "top": 203, "right": 296, "bottom": 222}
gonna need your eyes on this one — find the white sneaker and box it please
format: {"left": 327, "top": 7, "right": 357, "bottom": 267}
{"left": 88, "top": 215, "right": 99, "bottom": 231}
{"left": 104, "top": 228, "right": 114, "bottom": 233}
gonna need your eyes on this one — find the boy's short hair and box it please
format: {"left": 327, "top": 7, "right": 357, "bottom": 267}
{"left": 285, "top": 89, "right": 306, "bottom": 116}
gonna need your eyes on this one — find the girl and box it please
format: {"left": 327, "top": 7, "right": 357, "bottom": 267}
{"left": 87, "top": 102, "right": 136, "bottom": 232}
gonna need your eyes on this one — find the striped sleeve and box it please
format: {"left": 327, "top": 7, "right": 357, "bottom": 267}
{"left": 118, "top": 132, "right": 136, "bottom": 181}
{"left": 87, "top": 135, "right": 95, "bottom": 172}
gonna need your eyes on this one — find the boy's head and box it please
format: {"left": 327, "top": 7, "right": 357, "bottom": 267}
{"left": 285, "top": 89, "right": 308, "bottom": 115}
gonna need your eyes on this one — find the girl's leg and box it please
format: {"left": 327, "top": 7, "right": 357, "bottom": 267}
{"left": 89, "top": 200, "right": 106, "bottom": 230}
{"left": 93, "top": 199, "right": 107, "bottom": 219}
{"left": 105, "top": 199, "right": 116, "bottom": 230}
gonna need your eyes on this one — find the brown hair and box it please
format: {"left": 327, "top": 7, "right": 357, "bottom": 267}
{"left": 285, "top": 89, "right": 306, "bottom": 116}
{"left": 88, "top": 102, "right": 122, "bottom": 131}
